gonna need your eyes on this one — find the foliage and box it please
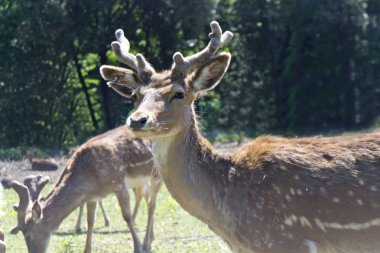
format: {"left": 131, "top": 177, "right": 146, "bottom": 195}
{"left": 212, "top": 0, "right": 380, "bottom": 134}
{"left": 0, "top": 147, "right": 24, "bottom": 161}
{"left": 213, "top": 131, "right": 246, "bottom": 144}
{"left": 0, "top": 146, "right": 51, "bottom": 160}
{"left": 1, "top": 0, "right": 380, "bottom": 148}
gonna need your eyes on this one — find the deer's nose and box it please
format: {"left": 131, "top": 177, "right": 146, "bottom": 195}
{"left": 127, "top": 115, "right": 149, "bottom": 130}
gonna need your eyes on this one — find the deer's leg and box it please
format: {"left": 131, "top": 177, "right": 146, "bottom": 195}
{"left": 75, "top": 204, "right": 85, "bottom": 232}
{"left": 98, "top": 200, "right": 110, "bottom": 227}
{"left": 142, "top": 176, "right": 162, "bottom": 252}
{"left": 0, "top": 230, "right": 5, "bottom": 253}
{"left": 132, "top": 187, "right": 143, "bottom": 223}
{"left": 115, "top": 187, "right": 143, "bottom": 253}
{"left": 0, "top": 241, "right": 5, "bottom": 253}
{"left": 83, "top": 201, "right": 97, "bottom": 253}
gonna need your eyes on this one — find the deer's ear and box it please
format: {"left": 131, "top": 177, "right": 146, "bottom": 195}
{"left": 100, "top": 65, "right": 141, "bottom": 97}
{"left": 189, "top": 53, "right": 231, "bottom": 92}
{"left": 31, "top": 201, "right": 43, "bottom": 222}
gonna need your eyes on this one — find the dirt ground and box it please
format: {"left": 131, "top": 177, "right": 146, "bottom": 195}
{"left": 0, "top": 156, "right": 67, "bottom": 182}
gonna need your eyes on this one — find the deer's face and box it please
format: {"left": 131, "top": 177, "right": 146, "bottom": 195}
{"left": 127, "top": 79, "right": 193, "bottom": 138}
{"left": 23, "top": 216, "right": 50, "bottom": 253}
{"left": 7, "top": 175, "right": 51, "bottom": 253}
{"left": 100, "top": 53, "right": 231, "bottom": 139}
{"left": 99, "top": 21, "right": 233, "bottom": 139}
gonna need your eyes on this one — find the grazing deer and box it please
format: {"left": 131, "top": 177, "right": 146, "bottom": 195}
{"left": 6, "top": 126, "right": 161, "bottom": 253}
{"left": 100, "top": 21, "right": 380, "bottom": 253}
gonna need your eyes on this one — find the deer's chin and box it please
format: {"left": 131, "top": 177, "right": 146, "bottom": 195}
{"left": 131, "top": 130, "right": 155, "bottom": 139}
{"left": 130, "top": 126, "right": 178, "bottom": 140}
{"left": 129, "top": 128, "right": 165, "bottom": 139}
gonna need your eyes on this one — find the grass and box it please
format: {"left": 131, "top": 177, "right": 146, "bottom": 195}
{"left": 0, "top": 185, "right": 230, "bottom": 253}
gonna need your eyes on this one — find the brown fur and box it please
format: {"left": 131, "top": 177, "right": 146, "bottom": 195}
{"left": 30, "top": 158, "right": 58, "bottom": 171}
{"left": 234, "top": 134, "right": 380, "bottom": 172}
{"left": 149, "top": 71, "right": 172, "bottom": 88}
{"left": 152, "top": 116, "right": 380, "bottom": 253}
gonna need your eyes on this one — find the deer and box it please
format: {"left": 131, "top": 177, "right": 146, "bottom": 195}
{"left": 7, "top": 174, "right": 151, "bottom": 251}
{"left": 100, "top": 21, "right": 380, "bottom": 253}
{"left": 27, "top": 157, "right": 58, "bottom": 171}
{"left": 67, "top": 146, "right": 144, "bottom": 233}
{"left": 6, "top": 126, "right": 162, "bottom": 253}
{"left": 21, "top": 175, "right": 150, "bottom": 248}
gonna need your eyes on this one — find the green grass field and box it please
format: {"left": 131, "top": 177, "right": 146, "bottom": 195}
{"left": 0, "top": 185, "right": 230, "bottom": 253}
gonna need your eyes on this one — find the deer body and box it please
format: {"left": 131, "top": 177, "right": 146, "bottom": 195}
{"left": 8, "top": 126, "right": 161, "bottom": 253}
{"left": 30, "top": 158, "right": 58, "bottom": 171}
{"left": 154, "top": 121, "right": 380, "bottom": 253}
{"left": 100, "top": 21, "right": 380, "bottom": 253}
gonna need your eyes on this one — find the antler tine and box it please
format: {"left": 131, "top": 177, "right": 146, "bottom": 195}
{"left": 111, "top": 29, "right": 137, "bottom": 71}
{"left": 8, "top": 180, "right": 30, "bottom": 234}
{"left": 111, "top": 29, "right": 155, "bottom": 81}
{"left": 23, "top": 174, "right": 50, "bottom": 202}
{"left": 172, "top": 21, "right": 233, "bottom": 77}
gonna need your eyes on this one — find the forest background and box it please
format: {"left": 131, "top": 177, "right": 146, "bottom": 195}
{"left": 1, "top": 0, "right": 380, "bottom": 156}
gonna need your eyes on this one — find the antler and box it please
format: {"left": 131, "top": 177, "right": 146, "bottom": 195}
{"left": 0, "top": 175, "right": 49, "bottom": 234}
{"left": 172, "top": 21, "right": 233, "bottom": 77}
{"left": 23, "top": 175, "right": 50, "bottom": 202}
{"left": 111, "top": 29, "right": 156, "bottom": 82}
{"left": 2, "top": 178, "right": 30, "bottom": 234}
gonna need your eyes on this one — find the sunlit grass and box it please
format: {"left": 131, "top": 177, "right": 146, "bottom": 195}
{"left": 1, "top": 185, "right": 230, "bottom": 253}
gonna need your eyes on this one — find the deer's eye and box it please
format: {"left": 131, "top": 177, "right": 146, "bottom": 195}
{"left": 172, "top": 92, "right": 185, "bottom": 100}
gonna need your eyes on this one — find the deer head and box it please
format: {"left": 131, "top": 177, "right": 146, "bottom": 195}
{"left": 2, "top": 175, "right": 50, "bottom": 253}
{"left": 100, "top": 21, "right": 233, "bottom": 139}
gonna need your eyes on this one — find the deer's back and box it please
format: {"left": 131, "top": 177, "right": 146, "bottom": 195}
{"left": 222, "top": 133, "right": 380, "bottom": 253}
{"left": 66, "top": 126, "right": 153, "bottom": 188}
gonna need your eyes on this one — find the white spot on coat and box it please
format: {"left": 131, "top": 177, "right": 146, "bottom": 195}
{"left": 284, "top": 214, "right": 298, "bottom": 226}
{"left": 304, "top": 239, "right": 318, "bottom": 253}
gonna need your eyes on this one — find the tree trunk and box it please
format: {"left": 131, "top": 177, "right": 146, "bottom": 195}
{"left": 273, "top": 31, "right": 291, "bottom": 130}
{"left": 99, "top": 49, "right": 112, "bottom": 129}
{"left": 144, "top": 26, "right": 151, "bottom": 57}
{"left": 340, "top": 26, "right": 355, "bottom": 129}
{"left": 294, "top": 0, "right": 305, "bottom": 129}
{"left": 73, "top": 53, "right": 99, "bottom": 130}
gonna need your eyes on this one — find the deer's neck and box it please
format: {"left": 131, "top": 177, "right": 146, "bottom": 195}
{"left": 40, "top": 170, "right": 87, "bottom": 232}
{"left": 152, "top": 114, "right": 233, "bottom": 227}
